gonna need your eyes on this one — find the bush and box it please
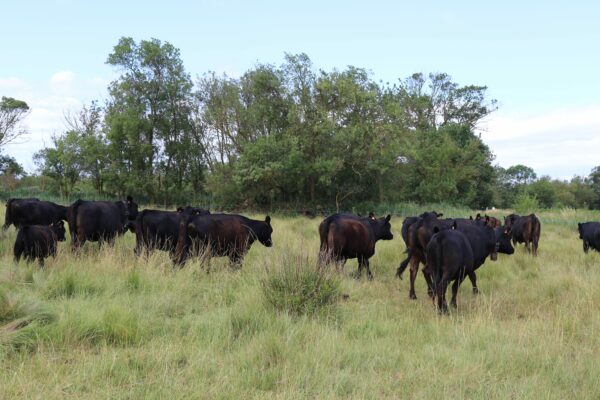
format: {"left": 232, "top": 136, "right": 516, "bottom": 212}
{"left": 513, "top": 193, "right": 540, "bottom": 214}
{"left": 262, "top": 263, "right": 340, "bottom": 317}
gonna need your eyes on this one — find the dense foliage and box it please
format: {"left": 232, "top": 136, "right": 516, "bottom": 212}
{"left": 2, "top": 37, "right": 599, "bottom": 210}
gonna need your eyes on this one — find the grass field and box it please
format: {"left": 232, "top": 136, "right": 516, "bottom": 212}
{"left": 1, "top": 207, "right": 600, "bottom": 399}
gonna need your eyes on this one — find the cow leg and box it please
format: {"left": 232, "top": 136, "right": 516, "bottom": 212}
{"left": 359, "top": 257, "right": 373, "bottom": 281}
{"left": 450, "top": 275, "right": 467, "bottom": 308}
{"left": 409, "top": 257, "right": 420, "bottom": 300}
{"left": 422, "top": 269, "right": 434, "bottom": 298}
{"left": 38, "top": 257, "right": 45, "bottom": 268}
{"left": 469, "top": 271, "right": 479, "bottom": 294}
{"left": 229, "top": 253, "right": 244, "bottom": 270}
{"left": 435, "top": 275, "right": 449, "bottom": 314}
{"left": 584, "top": 242, "right": 589, "bottom": 253}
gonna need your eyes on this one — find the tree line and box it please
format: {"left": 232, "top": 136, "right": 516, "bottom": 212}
{"left": 1, "top": 37, "right": 600, "bottom": 211}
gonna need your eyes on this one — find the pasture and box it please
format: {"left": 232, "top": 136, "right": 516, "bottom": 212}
{"left": 1, "top": 207, "right": 600, "bottom": 399}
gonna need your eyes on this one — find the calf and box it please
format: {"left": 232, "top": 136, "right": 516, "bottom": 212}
{"left": 13, "top": 221, "right": 67, "bottom": 267}
{"left": 320, "top": 214, "right": 393, "bottom": 280}
{"left": 578, "top": 222, "right": 600, "bottom": 253}
{"left": 504, "top": 214, "right": 541, "bottom": 255}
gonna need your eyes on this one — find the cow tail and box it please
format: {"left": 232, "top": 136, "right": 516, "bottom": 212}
{"left": 174, "top": 212, "right": 191, "bottom": 265}
{"left": 134, "top": 210, "right": 145, "bottom": 256}
{"left": 68, "top": 200, "right": 84, "bottom": 241}
{"left": 428, "top": 235, "right": 443, "bottom": 292}
{"left": 396, "top": 248, "right": 413, "bottom": 279}
{"left": 531, "top": 214, "right": 541, "bottom": 255}
{"left": 3, "top": 198, "right": 15, "bottom": 230}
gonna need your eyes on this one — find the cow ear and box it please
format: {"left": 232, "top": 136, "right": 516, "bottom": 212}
{"left": 469, "top": 215, "right": 473, "bottom": 220}
{"left": 438, "top": 213, "right": 443, "bottom": 217}
{"left": 385, "top": 214, "right": 391, "bottom": 222}
{"left": 476, "top": 213, "right": 481, "bottom": 219}
{"left": 485, "top": 216, "right": 490, "bottom": 223}
{"left": 127, "top": 195, "right": 133, "bottom": 204}
{"left": 177, "top": 207, "right": 184, "bottom": 213}
{"left": 265, "top": 215, "right": 271, "bottom": 224}
{"left": 368, "top": 212, "right": 375, "bottom": 220}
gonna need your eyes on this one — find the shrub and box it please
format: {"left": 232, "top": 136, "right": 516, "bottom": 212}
{"left": 262, "top": 263, "right": 340, "bottom": 317}
{"left": 513, "top": 193, "right": 540, "bottom": 214}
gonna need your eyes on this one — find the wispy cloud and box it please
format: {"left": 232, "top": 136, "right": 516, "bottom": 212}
{"left": 482, "top": 105, "right": 600, "bottom": 179}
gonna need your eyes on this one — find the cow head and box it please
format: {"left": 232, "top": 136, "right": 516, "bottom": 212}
{"left": 495, "top": 226, "right": 514, "bottom": 255}
{"left": 51, "top": 220, "right": 67, "bottom": 242}
{"left": 126, "top": 196, "right": 139, "bottom": 220}
{"left": 373, "top": 214, "right": 393, "bottom": 241}
{"left": 578, "top": 223, "right": 584, "bottom": 239}
{"left": 125, "top": 220, "right": 136, "bottom": 233}
{"left": 256, "top": 216, "right": 273, "bottom": 247}
{"left": 504, "top": 214, "right": 518, "bottom": 228}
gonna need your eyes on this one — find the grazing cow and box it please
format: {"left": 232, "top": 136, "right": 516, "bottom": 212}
{"left": 68, "top": 196, "right": 138, "bottom": 249}
{"left": 175, "top": 213, "right": 273, "bottom": 267}
{"left": 396, "top": 212, "right": 453, "bottom": 298}
{"left": 504, "top": 214, "right": 541, "bottom": 255}
{"left": 475, "top": 213, "right": 502, "bottom": 228}
{"left": 426, "top": 226, "right": 474, "bottom": 314}
{"left": 131, "top": 207, "right": 209, "bottom": 259}
{"left": 13, "top": 221, "right": 67, "bottom": 267}
{"left": 319, "top": 214, "right": 393, "bottom": 280}
{"left": 4, "top": 198, "right": 68, "bottom": 231}
{"left": 578, "top": 222, "right": 600, "bottom": 253}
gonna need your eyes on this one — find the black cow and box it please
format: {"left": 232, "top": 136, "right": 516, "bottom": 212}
{"left": 4, "top": 198, "right": 68, "bottom": 231}
{"left": 131, "top": 207, "right": 209, "bottom": 259}
{"left": 13, "top": 221, "right": 67, "bottom": 267}
{"left": 427, "top": 227, "right": 474, "bottom": 314}
{"left": 319, "top": 214, "right": 393, "bottom": 280}
{"left": 400, "top": 211, "right": 443, "bottom": 248}
{"left": 504, "top": 214, "right": 541, "bottom": 255}
{"left": 175, "top": 213, "right": 273, "bottom": 267}
{"left": 68, "top": 196, "right": 138, "bottom": 249}
{"left": 396, "top": 212, "right": 453, "bottom": 298}
{"left": 454, "top": 221, "right": 514, "bottom": 294}
{"left": 578, "top": 222, "right": 600, "bottom": 253}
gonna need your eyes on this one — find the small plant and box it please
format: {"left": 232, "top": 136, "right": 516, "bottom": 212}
{"left": 262, "top": 262, "right": 341, "bottom": 317}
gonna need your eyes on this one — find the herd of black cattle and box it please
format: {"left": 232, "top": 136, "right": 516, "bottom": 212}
{"left": 2, "top": 197, "right": 600, "bottom": 313}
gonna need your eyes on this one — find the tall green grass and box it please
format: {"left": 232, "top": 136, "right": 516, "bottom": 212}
{"left": 1, "top": 207, "right": 600, "bottom": 398}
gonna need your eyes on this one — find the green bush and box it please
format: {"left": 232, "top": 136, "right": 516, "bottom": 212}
{"left": 513, "top": 193, "right": 540, "bottom": 214}
{"left": 262, "top": 264, "right": 340, "bottom": 317}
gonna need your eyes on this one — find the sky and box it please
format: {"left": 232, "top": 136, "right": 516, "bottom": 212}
{"left": 1, "top": 0, "right": 599, "bottom": 179}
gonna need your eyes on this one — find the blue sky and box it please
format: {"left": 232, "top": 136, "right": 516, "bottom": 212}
{"left": 2, "top": 0, "right": 599, "bottom": 178}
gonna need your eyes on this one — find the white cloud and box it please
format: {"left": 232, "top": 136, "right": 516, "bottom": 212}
{"left": 481, "top": 105, "right": 600, "bottom": 178}
{"left": 1, "top": 71, "right": 109, "bottom": 171}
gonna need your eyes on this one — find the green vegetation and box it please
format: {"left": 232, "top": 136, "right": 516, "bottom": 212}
{"left": 1, "top": 206, "right": 600, "bottom": 398}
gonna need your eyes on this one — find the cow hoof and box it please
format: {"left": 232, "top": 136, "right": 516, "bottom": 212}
{"left": 409, "top": 293, "right": 417, "bottom": 300}
{"left": 367, "top": 274, "right": 373, "bottom": 281}
{"left": 395, "top": 270, "right": 403, "bottom": 280}
{"left": 472, "top": 287, "right": 479, "bottom": 295}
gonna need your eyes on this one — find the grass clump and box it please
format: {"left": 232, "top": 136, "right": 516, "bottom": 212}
{"left": 262, "top": 262, "right": 341, "bottom": 317}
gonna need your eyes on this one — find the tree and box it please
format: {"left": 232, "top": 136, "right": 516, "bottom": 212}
{"left": 0, "top": 154, "right": 25, "bottom": 191}
{"left": 589, "top": 166, "right": 600, "bottom": 209}
{"left": 105, "top": 37, "right": 200, "bottom": 203}
{"left": 34, "top": 131, "right": 85, "bottom": 196}
{"left": 0, "top": 96, "right": 29, "bottom": 148}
